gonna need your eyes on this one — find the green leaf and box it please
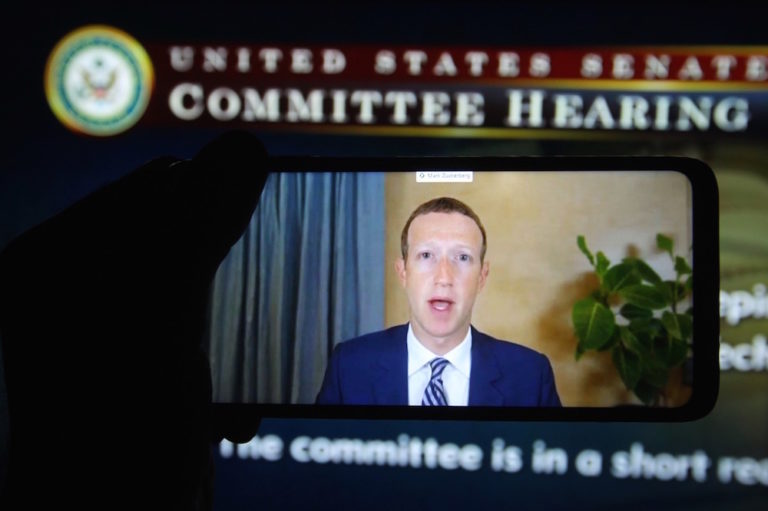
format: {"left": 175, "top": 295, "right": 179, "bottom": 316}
{"left": 596, "top": 251, "right": 610, "bottom": 277}
{"left": 665, "top": 338, "right": 689, "bottom": 367}
{"left": 655, "top": 280, "right": 688, "bottom": 305}
{"left": 629, "top": 317, "right": 664, "bottom": 344}
{"left": 577, "top": 235, "right": 595, "bottom": 266}
{"left": 625, "top": 258, "right": 662, "bottom": 284}
{"left": 603, "top": 263, "right": 640, "bottom": 293}
{"left": 675, "top": 256, "right": 692, "bottom": 275}
{"left": 612, "top": 345, "right": 642, "bottom": 390}
{"left": 657, "top": 233, "right": 674, "bottom": 257}
{"left": 652, "top": 332, "right": 671, "bottom": 353}
{"left": 662, "top": 311, "right": 683, "bottom": 340}
{"left": 575, "top": 343, "right": 585, "bottom": 361}
{"left": 619, "top": 284, "right": 668, "bottom": 309}
{"left": 619, "top": 326, "right": 650, "bottom": 357}
{"left": 655, "top": 281, "right": 673, "bottom": 304}
{"left": 641, "top": 359, "right": 669, "bottom": 389}
{"left": 685, "top": 275, "right": 693, "bottom": 292}
{"left": 620, "top": 303, "right": 652, "bottom": 320}
{"left": 661, "top": 281, "right": 690, "bottom": 307}
{"left": 628, "top": 318, "right": 651, "bottom": 343}
{"left": 662, "top": 311, "right": 693, "bottom": 342}
{"left": 572, "top": 297, "right": 616, "bottom": 350}
{"left": 598, "top": 329, "right": 620, "bottom": 352}
{"left": 678, "top": 313, "right": 692, "bottom": 340}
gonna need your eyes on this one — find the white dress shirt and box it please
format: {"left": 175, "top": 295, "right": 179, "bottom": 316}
{"left": 407, "top": 323, "right": 472, "bottom": 406}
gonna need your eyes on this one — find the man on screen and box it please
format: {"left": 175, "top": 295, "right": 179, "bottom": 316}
{"left": 316, "top": 197, "right": 561, "bottom": 407}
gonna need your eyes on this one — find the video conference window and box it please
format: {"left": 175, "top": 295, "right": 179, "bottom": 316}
{"left": 207, "top": 169, "right": 693, "bottom": 409}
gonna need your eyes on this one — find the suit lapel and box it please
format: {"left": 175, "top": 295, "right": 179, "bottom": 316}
{"left": 370, "top": 325, "right": 409, "bottom": 405}
{"left": 468, "top": 328, "right": 505, "bottom": 406}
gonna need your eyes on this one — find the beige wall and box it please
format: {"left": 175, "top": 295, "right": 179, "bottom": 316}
{"left": 384, "top": 170, "right": 692, "bottom": 407}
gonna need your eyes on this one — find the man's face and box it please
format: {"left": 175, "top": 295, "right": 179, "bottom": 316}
{"left": 396, "top": 211, "right": 489, "bottom": 353}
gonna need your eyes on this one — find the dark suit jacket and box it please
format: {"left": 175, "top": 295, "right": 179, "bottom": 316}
{"left": 315, "top": 324, "right": 561, "bottom": 406}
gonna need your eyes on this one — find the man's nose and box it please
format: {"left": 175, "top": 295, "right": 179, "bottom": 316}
{"left": 434, "top": 257, "right": 454, "bottom": 285}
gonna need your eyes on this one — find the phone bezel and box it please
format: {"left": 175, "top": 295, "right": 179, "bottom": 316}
{"left": 211, "top": 155, "right": 719, "bottom": 423}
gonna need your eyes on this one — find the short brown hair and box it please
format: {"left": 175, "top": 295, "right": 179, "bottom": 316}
{"left": 400, "top": 197, "right": 487, "bottom": 263}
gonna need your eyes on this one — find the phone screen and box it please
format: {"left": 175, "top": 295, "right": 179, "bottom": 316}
{"left": 208, "top": 156, "right": 718, "bottom": 421}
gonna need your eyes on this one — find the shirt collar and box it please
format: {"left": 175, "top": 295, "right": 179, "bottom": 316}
{"left": 406, "top": 323, "right": 472, "bottom": 378}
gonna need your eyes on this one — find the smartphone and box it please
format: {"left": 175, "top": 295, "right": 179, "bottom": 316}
{"left": 209, "top": 156, "right": 718, "bottom": 422}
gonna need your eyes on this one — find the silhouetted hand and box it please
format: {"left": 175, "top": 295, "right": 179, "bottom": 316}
{"left": 0, "top": 131, "right": 267, "bottom": 509}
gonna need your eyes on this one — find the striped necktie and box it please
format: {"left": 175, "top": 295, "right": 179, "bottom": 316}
{"left": 422, "top": 357, "right": 449, "bottom": 406}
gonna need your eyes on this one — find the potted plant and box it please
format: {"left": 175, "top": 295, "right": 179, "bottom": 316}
{"left": 572, "top": 234, "right": 693, "bottom": 406}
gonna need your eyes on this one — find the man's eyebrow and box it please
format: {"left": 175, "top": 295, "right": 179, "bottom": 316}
{"left": 451, "top": 243, "right": 479, "bottom": 251}
{"left": 412, "top": 242, "right": 479, "bottom": 252}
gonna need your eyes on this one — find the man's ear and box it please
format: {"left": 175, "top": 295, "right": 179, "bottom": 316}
{"left": 478, "top": 260, "right": 490, "bottom": 292}
{"left": 395, "top": 258, "right": 407, "bottom": 287}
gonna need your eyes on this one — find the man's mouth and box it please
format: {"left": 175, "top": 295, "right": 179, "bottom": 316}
{"left": 429, "top": 299, "right": 454, "bottom": 312}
